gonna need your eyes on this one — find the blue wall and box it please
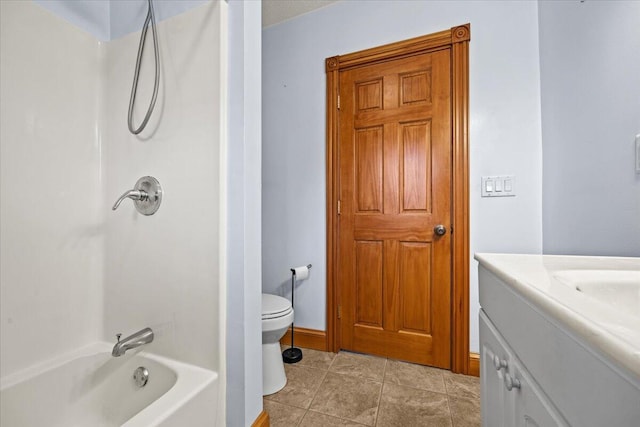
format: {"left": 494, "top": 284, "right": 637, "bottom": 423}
{"left": 540, "top": 0, "right": 640, "bottom": 257}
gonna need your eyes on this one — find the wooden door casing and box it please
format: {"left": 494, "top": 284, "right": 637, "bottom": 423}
{"left": 326, "top": 24, "right": 471, "bottom": 373}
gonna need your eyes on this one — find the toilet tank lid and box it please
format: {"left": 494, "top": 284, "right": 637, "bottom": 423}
{"left": 262, "top": 293, "right": 292, "bottom": 316}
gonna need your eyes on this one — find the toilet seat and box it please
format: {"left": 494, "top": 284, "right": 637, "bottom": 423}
{"left": 262, "top": 294, "right": 292, "bottom": 320}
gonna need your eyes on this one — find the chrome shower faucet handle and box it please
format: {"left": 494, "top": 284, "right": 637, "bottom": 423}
{"left": 112, "top": 176, "right": 162, "bottom": 215}
{"left": 112, "top": 190, "right": 148, "bottom": 210}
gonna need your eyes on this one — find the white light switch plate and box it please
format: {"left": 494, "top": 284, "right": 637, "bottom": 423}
{"left": 482, "top": 175, "right": 516, "bottom": 197}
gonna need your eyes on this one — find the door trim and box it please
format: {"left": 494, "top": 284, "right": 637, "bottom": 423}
{"left": 325, "top": 24, "right": 471, "bottom": 374}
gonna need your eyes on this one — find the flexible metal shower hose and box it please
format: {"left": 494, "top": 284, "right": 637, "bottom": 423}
{"left": 128, "top": 0, "right": 160, "bottom": 135}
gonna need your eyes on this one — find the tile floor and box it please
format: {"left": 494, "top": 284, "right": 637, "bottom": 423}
{"left": 264, "top": 347, "right": 480, "bottom": 427}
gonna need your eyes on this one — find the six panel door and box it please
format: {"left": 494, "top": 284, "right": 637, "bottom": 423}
{"left": 338, "top": 49, "right": 452, "bottom": 367}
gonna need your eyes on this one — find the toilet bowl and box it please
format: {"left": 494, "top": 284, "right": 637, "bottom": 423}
{"left": 262, "top": 293, "right": 294, "bottom": 395}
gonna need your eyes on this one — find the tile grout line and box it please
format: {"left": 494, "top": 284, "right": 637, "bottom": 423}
{"left": 296, "top": 408, "right": 307, "bottom": 427}
{"left": 318, "top": 351, "right": 386, "bottom": 427}
{"left": 266, "top": 363, "right": 331, "bottom": 412}
{"left": 445, "top": 392, "right": 455, "bottom": 427}
{"left": 263, "top": 398, "right": 307, "bottom": 426}
{"left": 442, "top": 374, "right": 455, "bottom": 427}
{"left": 269, "top": 350, "right": 337, "bottom": 426}
{"left": 383, "top": 379, "right": 450, "bottom": 397}
{"left": 303, "top": 361, "right": 330, "bottom": 424}
{"left": 372, "top": 357, "right": 388, "bottom": 426}
{"left": 327, "top": 350, "right": 338, "bottom": 371}
{"left": 382, "top": 359, "right": 451, "bottom": 397}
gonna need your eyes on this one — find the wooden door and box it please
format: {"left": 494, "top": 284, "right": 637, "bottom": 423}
{"left": 337, "top": 49, "right": 452, "bottom": 368}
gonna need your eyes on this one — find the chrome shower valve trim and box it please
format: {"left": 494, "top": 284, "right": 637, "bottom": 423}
{"left": 112, "top": 176, "right": 162, "bottom": 215}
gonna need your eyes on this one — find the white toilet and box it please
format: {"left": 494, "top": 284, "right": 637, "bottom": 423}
{"left": 261, "top": 293, "right": 294, "bottom": 395}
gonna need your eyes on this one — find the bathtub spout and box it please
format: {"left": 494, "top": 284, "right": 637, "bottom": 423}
{"left": 112, "top": 328, "right": 154, "bottom": 357}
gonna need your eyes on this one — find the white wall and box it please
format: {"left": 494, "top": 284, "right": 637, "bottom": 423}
{"left": 262, "top": 0, "right": 544, "bottom": 353}
{"left": 226, "top": 1, "right": 264, "bottom": 425}
{"left": 0, "top": 1, "right": 103, "bottom": 377}
{"left": 103, "top": 1, "right": 225, "bottom": 374}
{"left": 539, "top": 0, "right": 640, "bottom": 257}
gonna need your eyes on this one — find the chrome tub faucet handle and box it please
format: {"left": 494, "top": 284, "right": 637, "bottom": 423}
{"left": 112, "top": 189, "right": 147, "bottom": 210}
{"left": 111, "top": 176, "right": 162, "bottom": 215}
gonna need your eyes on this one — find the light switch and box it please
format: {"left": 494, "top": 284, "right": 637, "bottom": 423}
{"left": 504, "top": 179, "right": 512, "bottom": 192}
{"left": 485, "top": 180, "right": 494, "bottom": 192}
{"left": 482, "top": 175, "right": 516, "bottom": 197}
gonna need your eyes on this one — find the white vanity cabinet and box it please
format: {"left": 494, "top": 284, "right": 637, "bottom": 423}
{"left": 480, "top": 310, "right": 515, "bottom": 426}
{"left": 480, "top": 311, "right": 567, "bottom": 427}
{"left": 476, "top": 254, "right": 640, "bottom": 427}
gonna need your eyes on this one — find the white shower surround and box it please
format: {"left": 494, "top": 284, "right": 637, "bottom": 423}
{"left": 1, "top": 0, "right": 104, "bottom": 378}
{"left": 1, "top": 1, "right": 227, "bottom": 424}
{"left": 103, "top": 0, "right": 224, "bottom": 375}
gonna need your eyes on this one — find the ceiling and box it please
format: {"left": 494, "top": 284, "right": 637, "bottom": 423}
{"left": 262, "top": 0, "right": 340, "bottom": 28}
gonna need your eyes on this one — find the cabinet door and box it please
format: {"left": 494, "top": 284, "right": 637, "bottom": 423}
{"left": 511, "top": 357, "right": 569, "bottom": 427}
{"left": 481, "top": 310, "right": 568, "bottom": 427}
{"left": 480, "top": 311, "right": 515, "bottom": 427}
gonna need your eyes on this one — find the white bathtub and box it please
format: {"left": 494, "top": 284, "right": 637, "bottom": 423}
{"left": 0, "top": 342, "right": 219, "bottom": 427}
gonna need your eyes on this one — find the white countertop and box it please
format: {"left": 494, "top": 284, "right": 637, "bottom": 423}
{"left": 475, "top": 253, "right": 640, "bottom": 379}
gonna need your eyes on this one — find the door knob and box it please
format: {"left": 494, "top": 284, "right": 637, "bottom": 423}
{"left": 434, "top": 225, "right": 447, "bottom": 236}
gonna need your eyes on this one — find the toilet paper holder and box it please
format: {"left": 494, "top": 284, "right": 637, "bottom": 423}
{"left": 290, "top": 264, "right": 312, "bottom": 275}
{"left": 283, "top": 264, "right": 312, "bottom": 364}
